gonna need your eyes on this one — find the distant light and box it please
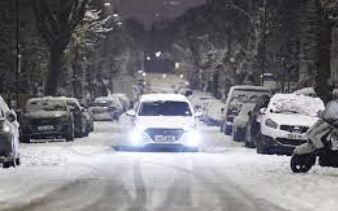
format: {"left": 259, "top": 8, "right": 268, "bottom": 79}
{"left": 155, "top": 51, "right": 162, "bottom": 58}
{"left": 175, "top": 62, "right": 180, "bottom": 69}
{"left": 142, "top": 72, "right": 147, "bottom": 77}
{"left": 146, "top": 56, "right": 151, "bottom": 61}
{"left": 180, "top": 74, "right": 184, "bottom": 79}
{"left": 162, "top": 74, "right": 167, "bottom": 78}
{"left": 138, "top": 70, "right": 144, "bottom": 74}
{"left": 113, "top": 13, "right": 119, "bottom": 17}
{"left": 104, "top": 2, "right": 111, "bottom": 7}
{"left": 117, "top": 22, "right": 123, "bottom": 26}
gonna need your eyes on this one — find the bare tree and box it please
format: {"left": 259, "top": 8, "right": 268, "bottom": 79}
{"left": 31, "top": 0, "right": 89, "bottom": 95}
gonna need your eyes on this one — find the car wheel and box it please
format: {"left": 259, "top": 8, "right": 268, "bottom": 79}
{"left": 20, "top": 135, "right": 31, "bottom": 143}
{"left": 66, "top": 125, "right": 75, "bottom": 142}
{"left": 256, "top": 134, "right": 269, "bottom": 154}
{"left": 233, "top": 127, "right": 238, "bottom": 142}
{"left": 2, "top": 157, "right": 19, "bottom": 168}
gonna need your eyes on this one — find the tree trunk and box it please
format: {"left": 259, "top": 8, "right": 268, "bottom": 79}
{"left": 45, "top": 49, "right": 63, "bottom": 96}
{"left": 315, "top": 15, "right": 333, "bottom": 105}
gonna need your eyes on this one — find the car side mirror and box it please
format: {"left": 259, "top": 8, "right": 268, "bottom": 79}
{"left": 126, "top": 110, "right": 136, "bottom": 117}
{"left": 259, "top": 108, "right": 266, "bottom": 115}
{"left": 317, "top": 110, "right": 323, "bottom": 118}
{"left": 6, "top": 110, "right": 17, "bottom": 122}
{"left": 248, "top": 111, "right": 252, "bottom": 117}
{"left": 194, "top": 111, "right": 203, "bottom": 118}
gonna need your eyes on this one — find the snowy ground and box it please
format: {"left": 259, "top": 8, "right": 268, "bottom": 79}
{"left": 1, "top": 122, "right": 338, "bottom": 211}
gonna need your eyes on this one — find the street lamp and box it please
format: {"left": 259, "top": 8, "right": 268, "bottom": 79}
{"left": 16, "top": 0, "right": 22, "bottom": 109}
{"left": 104, "top": 2, "right": 111, "bottom": 7}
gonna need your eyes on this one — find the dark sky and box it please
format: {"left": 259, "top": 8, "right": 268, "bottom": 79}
{"left": 112, "top": 0, "right": 206, "bottom": 28}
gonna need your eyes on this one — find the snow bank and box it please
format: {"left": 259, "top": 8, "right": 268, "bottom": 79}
{"left": 269, "top": 94, "right": 324, "bottom": 117}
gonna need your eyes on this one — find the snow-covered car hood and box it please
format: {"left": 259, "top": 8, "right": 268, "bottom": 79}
{"left": 24, "top": 111, "right": 68, "bottom": 119}
{"left": 134, "top": 116, "right": 195, "bottom": 130}
{"left": 266, "top": 113, "right": 318, "bottom": 126}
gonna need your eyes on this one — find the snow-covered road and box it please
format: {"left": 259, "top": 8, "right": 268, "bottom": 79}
{"left": 1, "top": 122, "right": 338, "bottom": 211}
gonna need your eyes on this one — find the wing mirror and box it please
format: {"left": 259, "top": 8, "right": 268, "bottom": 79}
{"left": 126, "top": 110, "right": 137, "bottom": 117}
{"left": 248, "top": 111, "right": 252, "bottom": 117}
{"left": 6, "top": 110, "right": 17, "bottom": 122}
{"left": 194, "top": 111, "right": 203, "bottom": 118}
{"left": 259, "top": 108, "right": 267, "bottom": 115}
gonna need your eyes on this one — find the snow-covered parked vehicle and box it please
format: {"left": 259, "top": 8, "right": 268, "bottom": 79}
{"left": 21, "top": 97, "right": 75, "bottom": 142}
{"left": 58, "top": 97, "right": 89, "bottom": 138}
{"left": 126, "top": 94, "right": 202, "bottom": 151}
{"left": 233, "top": 103, "right": 255, "bottom": 142}
{"left": 221, "top": 85, "right": 271, "bottom": 135}
{"left": 257, "top": 94, "right": 324, "bottom": 155}
{"left": 0, "top": 95, "right": 21, "bottom": 168}
{"left": 89, "top": 97, "right": 123, "bottom": 121}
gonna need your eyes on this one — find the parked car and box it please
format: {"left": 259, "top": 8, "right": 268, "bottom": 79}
{"left": 221, "top": 85, "right": 271, "bottom": 135}
{"left": 110, "top": 93, "right": 131, "bottom": 112}
{"left": 0, "top": 95, "right": 21, "bottom": 168}
{"left": 126, "top": 94, "right": 202, "bottom": 151}
{"left": 21, "top": 97, "right": 74, "bottom": 142}
{"left": 58, "top": 97, "right": 88, "bottom": 138}
{"left": 232, "top": 103, "right": 255, "bottom": 142}
{"left": 89, "top": 97, "right": 123, "bottom": 121}
{"left": 244, "top": 95, "right": 271, "bottom": 148}
{"left": 257, "top": 94, "right": 325, "bottom": 155}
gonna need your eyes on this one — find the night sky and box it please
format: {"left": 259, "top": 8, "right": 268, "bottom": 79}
{"left": 112, "top": 0, "right": 206, "bottom": 28}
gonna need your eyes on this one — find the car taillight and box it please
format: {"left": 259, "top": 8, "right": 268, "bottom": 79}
{"left": 108, "top": 107, "right": 116, "bottom": 112}
{"left": 226, "top": 114, "right": 235, "bottom": 122}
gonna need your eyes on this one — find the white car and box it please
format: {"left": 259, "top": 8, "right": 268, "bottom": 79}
{"left": 257, "top": 94, "right": 325, "bottom": 155}
{"left": 126, "top": 94, "right": 202, "bottom": 151}
{"left": 0, "top": 95, "right": 20, "bottom": 168}
{"left": 89, "top": 97, "right": 123, "bottom": 121}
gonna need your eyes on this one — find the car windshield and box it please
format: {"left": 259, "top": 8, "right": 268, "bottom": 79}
{"left": 228, "top": 90, "right": 269, "bottom": 115}
{"left": 139, "top": 101, "right": 192, "bottom": 116}
{"left": 27, "top": 100, "right": 66, "bottom": 112}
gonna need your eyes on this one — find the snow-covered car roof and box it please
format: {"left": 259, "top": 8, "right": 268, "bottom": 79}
{"left": 293, "top": 87, "right": 316, "bottom": 96}
{"left": 27, "top": 97, "right": 67, "bottom": 104}
{"left": 230, "top": 85, "right": 271, "bottom": 92}
{"left": 140, "top": 94, "right": 189, "bottom": 103}
{"left": 268, "top": 94, "right": 324, "bottom": 117}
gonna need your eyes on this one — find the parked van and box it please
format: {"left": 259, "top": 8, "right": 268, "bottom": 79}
{"left": 220, "top": 85, "right": 271, "bottom": 135}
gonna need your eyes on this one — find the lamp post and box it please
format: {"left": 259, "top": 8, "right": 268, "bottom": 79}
{"left": 16, "top": 0, "right": 22, "bottom": 109}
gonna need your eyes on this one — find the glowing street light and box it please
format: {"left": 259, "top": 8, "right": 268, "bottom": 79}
{"left": 113, "top": 13, "right": 119, "bottom": 17}
{"left": 162, "top": 74, "right": 167, "bottom": 79}
{"left": 180, "top": 74, "right": 184, "bottom": 79}
{"left": 155, "top": 51, "right": 162, "bottom": 58}
{"left": 142, "top": 72, "right": 147, "bottom": 77}
{"left": 104, "top": 2, "right": 111, "bottom": 7}
{"left": 146, "top": 56, "right": 151, "bottom": 61}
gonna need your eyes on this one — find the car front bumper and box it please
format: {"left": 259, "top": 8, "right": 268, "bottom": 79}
{"left": 261, "top": 134, "right": 307, "bottom": 155}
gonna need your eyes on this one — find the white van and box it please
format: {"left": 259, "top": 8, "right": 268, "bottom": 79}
{"left": 221, "top": 85, "right": 271, "bottom": 135}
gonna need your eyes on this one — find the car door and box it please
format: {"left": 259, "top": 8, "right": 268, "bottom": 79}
{"left": 252, "top": 95, "right": 270, "bottom": 139}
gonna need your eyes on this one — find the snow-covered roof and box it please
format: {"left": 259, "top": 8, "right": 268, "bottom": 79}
{"left": 140, "top": 94, "right": 189, "bottom": 103}
{"left": 268, "top": 93, "right": 324, "bottom": 117}
{"left": 230, "top": 85, "right": 271, "bottom": 92}
{"left": 293, "top": 87, "right": 316, "bottom": 96}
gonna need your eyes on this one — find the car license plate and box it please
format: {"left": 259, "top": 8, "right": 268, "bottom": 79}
{"left": 288, "top": 133, "right": 303, "bottom": 140}
{"left": 38, "top": 125, "right": 54, "bottom": 131}
{"left": 155, "top": 135, "right": 175, "bottom": 143}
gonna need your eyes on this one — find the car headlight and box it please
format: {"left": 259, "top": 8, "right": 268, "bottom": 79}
{"left": 128, "top": 128, "right": 146, "bottom": 146}
{"left": 0, "top": 122, "right": 11, "bottom": 134}
{"left": 265, "top": 118, "right": 278, "bottom": 129}
{"left": 184, "top": 130, "right": 202, "bottom": 147}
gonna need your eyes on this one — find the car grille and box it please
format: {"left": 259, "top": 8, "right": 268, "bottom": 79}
{"left": 145, "top": 128, "right": 185, "bottom": 141}
{"left": 280, "top": 125, "right": 309, "bottom": 134}
{"left": 276, "top": 138, "right": 307, "bottom": 146}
